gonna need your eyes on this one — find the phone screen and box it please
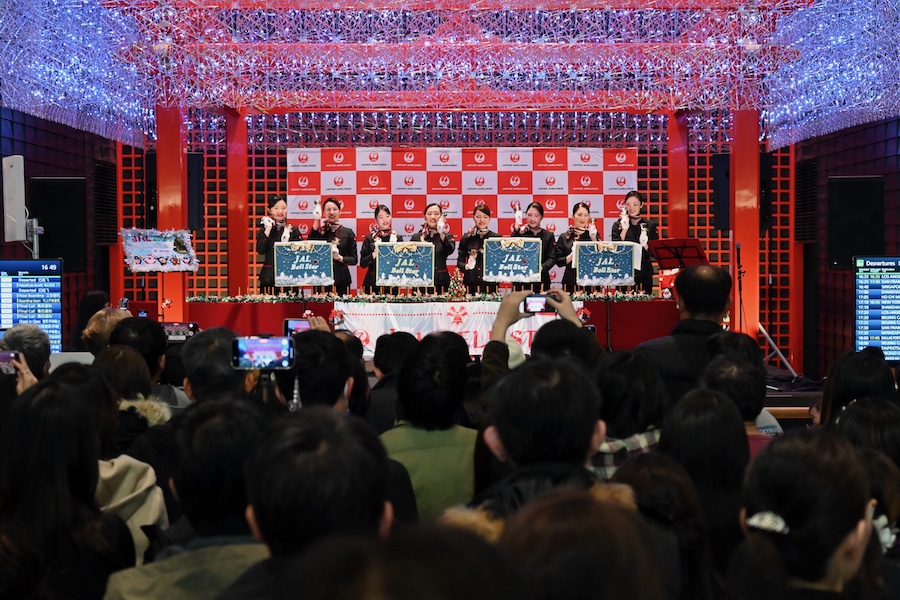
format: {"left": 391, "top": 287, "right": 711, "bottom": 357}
{"left": 283, "top": 318, "right": 311, "bottom": 336}
{"left": 0, "top": 351, "right": 20, "bottom": 376}
{"left": 232, "top": 337, "right": 295, "bottom": 370}
{"left": 524, "top": 295, "right": 550, "bottom": 313}
{"left": 162, "top": 322, "right": 199, "bottom": 342}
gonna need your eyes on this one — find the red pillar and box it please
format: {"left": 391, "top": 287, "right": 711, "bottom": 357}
{"left": 730, "top": 110, "right": 761, "bottom": 339}
{"left": 155, "top": 105, "right": 187, "bottom": 321}
{"left": 225, "top": 108, "right": 250, "bottom": 295}
{"left": 666, "top": 110, "right": 690, "bottom": 238}
{"left": 786, "top": 144, "right": 804, "bottom": 371}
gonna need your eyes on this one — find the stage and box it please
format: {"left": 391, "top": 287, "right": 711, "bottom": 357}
{"left": 184, "top": 298, "right": 680, "bottom": 357}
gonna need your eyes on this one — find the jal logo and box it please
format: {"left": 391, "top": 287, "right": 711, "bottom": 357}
{"left": 368, "top": 152, "right": 379, "bottom": 162}
{"left": 474, "top": 198, "right": 485, "bottom": 207}
{"left": 442, "top": 222, "right": 451, "bottom": 233}
{"left": 299, "top": 224, "right": 309, "bottom": 234}
{"left": 582, "top": 199, "right": 592, "bottom": 208}
{"left": 354, "top": 330, "right": 370, "bottom": 347}
{"left": 439, "top": 175, "right": 451, "bottom": 187}
{"left": 404, "top": 223, "right": 415, "bottom": 233}
{"left": 298, "top": 200, "right": 309, "bottom": 210}
{"left": 439, "top": 152, "right": 450, "bottom": 163}
{"left": 440, "top": 199, "right": 450, "bottom": 210}
{"left": 616, "top": 176, "right": 627, "bottom": 187}
{"left": 580, "top": 175, "right": 592, "bottom": 187}
{"left": 509, "top": 175, "right": 521, "bottom": 187}
{"left": 474, "top": 152, "right": 486, "bottom": 164}
{"left": 474, "top": 176, "right": 485, "bottom": 187}
{"left": 368, "top": 175, "right": 380, "bottom": 187}
{"left": 403, "top": 176, "right": 415, "bottom": 187}
{"left": 546, "top": 199, "right": 557, "bottom": 210}
{"left": 545, "top": 176, "right": 556, "bottom": 186}
{"left": 550, "top": 270, "right": 558, "bottom": 280}
{"left": 297, "top": 153, "right": 309, "bottom": 164}
{"left": 403, "top": 152, "right": 415, "bottom": 163}
{"left": 333, "top": 176, "right": 344, "bottom": 187}
{"left": 580, "top": 152, "right": 591, "bottom": 163}
{"left": 616, "top": 199, "right": 626, "bottom": 211}
{"left": 544, "top": 151, "right": 556, "bottom": 163}
{"left": 447, "top": 305, "right": 468, "bottom": 325}
{"left": 616, "top": 152, "right": 627, "bottom": 163}
{"left": 337, "top": 199, "right": 345, "bottom": 209}
{"left": 546, "top": 223, "right": 557, "bottom": 232}
{"left": 298, "top": 176, "right": 309, "bottom": 188}
{"left": 510, "top": 152, "right": 520, "bottom": 163}
{"left": 369, "top": 199, "right": 379, "bottom": 209}
{"left": 333, "top": 152, "right": 345, "bottom": 164}
{"left": 404, "top": 199, "right": 415, "bottom": 210}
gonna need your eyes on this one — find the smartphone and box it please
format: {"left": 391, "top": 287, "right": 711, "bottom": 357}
{"left": 283, "top": 318, "right": 311, "bottom": 336}
{"left": 231, "top": 336, "right": 295, "bottom": 370}
{"left": 0, "top": 351, "right": 20, "bottom": 376}
{"left": 162, "top": 322, "right": 199, "bottom": 342}
{"left": 524, "top": 294, "right": 554, "bottom": 313}
{"left": 584, "top": 324, "right": 597, "bottom": 334}
{"left": 137, "top": 309, "right": 149, "bottom": 318}
{"left": 118, "top": 297, "right": 129, "bottom": 310}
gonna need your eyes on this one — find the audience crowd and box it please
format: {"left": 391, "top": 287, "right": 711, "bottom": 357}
{"left": 1, "top": 264, "right": 899, "bottom": 600}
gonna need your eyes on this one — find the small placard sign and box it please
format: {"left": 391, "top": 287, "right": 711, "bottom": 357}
{"left": 575, "top": 241, "right": 640, "bottom": 286}
{"left": 274, "top": 241, "right": 335, "bottom": 286}
{"left": 483, "top": 238, "right": 542, "bottom": 283}
{"left": 375, "top": 242, "right": 435, "bottom": 286}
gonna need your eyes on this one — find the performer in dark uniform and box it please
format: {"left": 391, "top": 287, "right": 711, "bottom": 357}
{"left": 359, "top": 204, "right": 402, "bottom": 293}
{"left": 411, "top": 203, "right": 456, "bottom": 293}
{"left": 255, "top": 194, "right": 302, "bottom": 294}
{"left": 610, "top": 190, "right": 659, "bottom": 294}
{"left": 552, "top": 202, "right": 599, "bottom": 293}
{"left": 457, "top": 204, "right": 501, "bottom": 294}
{"left": 512, "top": 201, "right": 557, "bottom": 292}
{"left": 308, "top": 197, "right": 357, "bottom": 296}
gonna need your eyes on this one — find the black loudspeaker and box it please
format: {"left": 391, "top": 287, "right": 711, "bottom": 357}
{"left": 187, "top": 152, "right": 204, "bottom": 231}
{"left": 28, "top": 178, "right": 88, "bottom": 271}
{"left": 711, "top": 154, "right": 730, "bottom": 230}
{"left": 827, "top": 176, "right": 884, "bottom": 270}
{"left": 144, "top": 152, "right": 157, "bottom": 229}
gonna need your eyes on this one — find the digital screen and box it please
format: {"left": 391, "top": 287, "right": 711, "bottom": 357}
{"left": 0, "top": 259, "right": 64, "bottom": 353}
{"left": 855, "top": 256, "right": 900, "bottom": 361}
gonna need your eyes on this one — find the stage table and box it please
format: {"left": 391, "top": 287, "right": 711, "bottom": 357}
{"left": 185, "top": 298, "right": 679, "bottom": 357}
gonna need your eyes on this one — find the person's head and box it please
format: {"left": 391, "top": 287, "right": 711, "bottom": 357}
{"left": 47, "top": 363, "right": 119, "bottom": 459}
{"left": 71, "top": 290, "right": 109, "bottom": 339}
{"left": 500, "top": 488, "right": 662, "bottom": 600}
{"left": 245, "top": 408, "right": 391, "bottom": 557}
{"left": 333, "top": 330, "right": 369, "bottom": 417}
{"left": 823, "top": 346, "right": 897, "bottom": 428}
{"left": 731, "top": 430, "right": 872, "bottom": 597}
{"left": 706, "top": 330, "right": 764, "bottom": 366}
{"left": 396, "top": 332, "right": 468, "bottom": 431}
{"left": 832, "top": 397, "right": 900, "bottom": 469}
{"left": 333, "top": 330, "right": 364, "bottom": 361}
{"left": 81, "top": 307, "right": 132, "bottom": 356}
{"left": 181, "top": 327, "right": 247, "bottom": 402}
{"left": 0, "top": 323, "right": 51, "bottom": 379}
{"left": 701, "top": 356, "right": 766, "bottom": 422}
{"left": 374, "top": 204, "right": 392, "bottom": 230}
{"left": 172, "top": 399, "right": 270, "bottom": 536}
{"left": 473, "top": 204, "right": 491, "bottom": 229}
{"left": 857, "top": 448, "right": 900, "bottom": 555}
{"left": 275, "top": 330, "right": 354, "bottom": 411}
{"left": 109, "top": 316, "right": 168, "bottom": 381}
{"left": 276, "top": 525, "right": 528, "bottom": 600}
{"left": 372, "top": 332, "right": 419, "bottom": 379}
{"left": 592, "top": 351, "right": 670, "bottom": 439}
{"left": 673, "top": 265, "right": 732, "bottom": 321}
{"left": 572, "top": 202, "right": 591, "bottom": 228}
{"left": 531, "top": 320, "right": 602, "bottom": 373}
{"left": 486, "top": 359, "right": 605, "bottom": 467}
{"left": 92, "top": 344, "right": 153, "bottom": 400}
{"left": 160, "top": 343, "right": 187, "bottom": 388}
{"left": 323, "top": 197, "right": 341, "bottom": 223}
{"left": 623, "top": 190, "right": 644, "bottom": 218}
{"left": 525, "top": 202, "right": 544, "bottom": 229}
{"left": 424, "top": 203, "right": 443, "bottom": 227}
{"left": 267, "top": 194, "right": 288, "bottom": 221}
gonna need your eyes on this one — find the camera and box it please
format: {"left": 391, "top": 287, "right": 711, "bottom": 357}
{"left": 524, "top": 294, "right": 555, "bottom": 314}
{"left": 283, "top": 318, "right": 311, "bottom": 336}
{"left": 231, "top": 336, "right": 295, "bottom": 370}
{"left": 0, "top": 351, "right": 20, "bottom": 376}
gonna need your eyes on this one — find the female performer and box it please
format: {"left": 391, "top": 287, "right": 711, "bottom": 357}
{"left": 457, "top": 204, "right": 501, "bottom": 294}
{"left": 309, "top": 197, "right": 358, "bottom": 296}
{"left": 360, "top": 204, "right": 401, "bottom": 293}
{"left": 611, "top": 190, "right": 659, "bottom": 293}
{"left": 411, "top": 203, "right": 456, "bottom": 293}
{"left": 255, "top": 195, "right": 301, "bottom": 294}
{"left": 514, "top": 201, "right": 557, "bottom": 291}
{"left": 552, "top": 202, "right": 599, "bottom": 292}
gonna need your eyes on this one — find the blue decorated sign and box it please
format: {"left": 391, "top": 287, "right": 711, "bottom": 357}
{"left": 483, "top": 238, "right": 542, "bottom": 283}
{"left": 375, "top": 242, "right": 435, "bottom": 286}
{"left": 274, "top": 241, "right": 334, "bottom": 286}
{"left": 575, "top": 241, "right": 640, "bottom": 286}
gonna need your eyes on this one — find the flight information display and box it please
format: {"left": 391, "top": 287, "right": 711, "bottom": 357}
{"left": 855, "top": 256, "right": 900, "bottom": 361}
{"left": 0, "top": 259, "right": 63, "bottom": 352}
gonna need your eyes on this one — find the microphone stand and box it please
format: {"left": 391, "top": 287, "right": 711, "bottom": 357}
{"left": 735, "top": 241, "right": 745, "bottom": 331}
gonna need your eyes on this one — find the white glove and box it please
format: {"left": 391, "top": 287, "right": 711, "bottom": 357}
{"left": 515, "top": 207, "right": 523, "bottom": 227}
{"left": 389, "top": 232, "right": 398, "bottom": 243}
{"left": 312, "top": 200, "right": 322, "bottom": 219}
{"left": 466, "top": 254, "right": 477, "bottom": 270}
{"left": 261, "top": 216, "right": 275, "bottom": 233}
{"left": 619, "top": 211, "right": 628, "bottom": 231}
{"left": 437, "top": 215, "right": 446, "bottom": 233}
{"left": 639, "top": 224, "right": 649, "bottom": 250}
{"left": 331, "top": 243, "right": 340, "bottom": 259}
{"left": 280, "top": 224, "right": 292, "bottom": 243}
{"left": 588, "top": 221, "right": 598, "bottom": 240}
